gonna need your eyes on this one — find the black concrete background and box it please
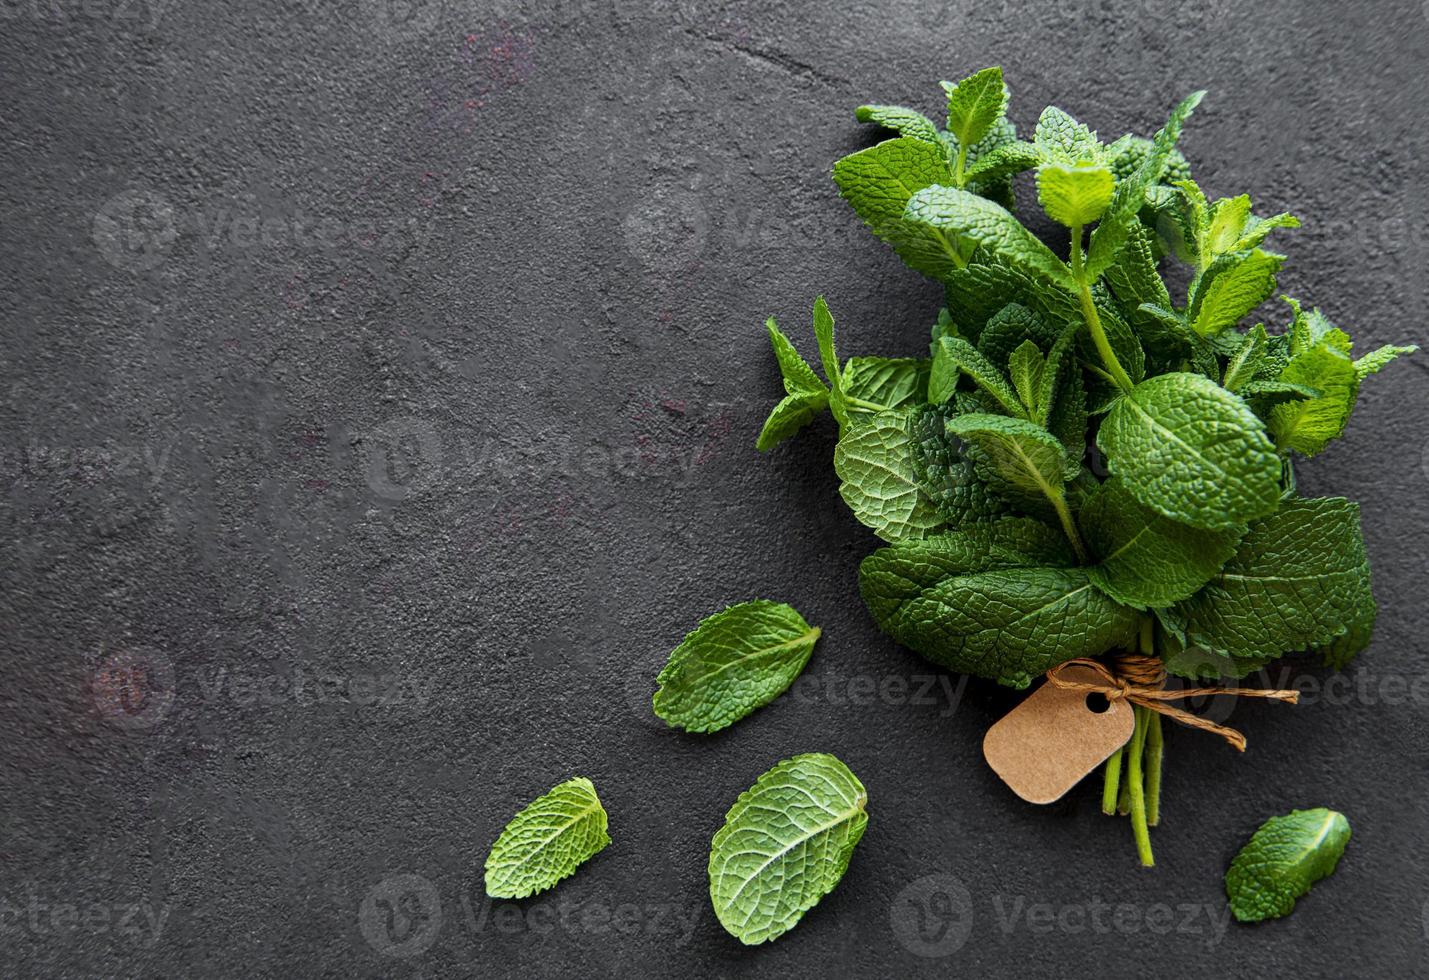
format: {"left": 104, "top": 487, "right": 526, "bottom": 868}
{"left": 2, "top": 0, "right": 1427, "bottom": 976}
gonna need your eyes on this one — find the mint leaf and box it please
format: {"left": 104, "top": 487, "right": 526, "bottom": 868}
{"left": 929, "top": 335, "right": 1025, "bottom": 415}
{"left": 947, "top": 413, "right": 1074, "bottom": 513}
{"left": 1008, "top": 340, "right": 1046, "bottom": 412}
{"left": 1037, "top": 163, "right": 1115, "bottom": 227}
{"left": 904, "top": 186, "right": 1078, "bottom": 292}
{"left": 975, "top": 302, "right": 1060, "bottom": 369}
{"left": 860, "top": 537, "right": 1139, "bottom": 688}
{"left": 708, "top": 753, "right": 868, "bottom": 945}
{"left": 1098, "top": 372, "right": 1281, "bottom": 531}
{"left": 653, "top": 601, "right": 820, "bottom": 733}
{"left": 1079, "top": 477, "right": 1244, "bottom": 610}
{"left": 908, "top": 403, "right": 1015, "bottom": 528}
{"left": 812, "top": 296, "right": 847, "bottom": 427}
{"left": 854, "top": 104, "right": 940, "bottom": 143}
{"left": 1034, "top": 106, "right": 1101, "bottom": 162}
{"left": 942, "top": 66, "right": 1006, "bottom": 150}
{"left": 1190, "top": 249, "right": 1284, "bottom": 337}
{"left": 757, "top": 392, "right": 828, "bottom": 451}
{"left": 842, "top": 356, "right": 929, "bottom": 415}
{"left": 1225, "top": 808, "right": 1351, "bottom": 923}
{"left": 1268, "top": 341, "right": 1358, "bottom": 456}
{"left": 1221, "top": 323, "right": 1268, "bottom": 392}
{"left": 1353, "top": 343, "right": 1417, "bottom": 381}
{"left": 484, "top": 777, "right": 611, "bottom": 899}
{"left": 833, "top": 138, "right": 965, "bottom": 278}
{"left": 767, "top": 316, "right": 827, "bottom": 397}
{"left": 1160, "top": 497, "right": 1373, "bottom": 661}
{"left": 835, "top": 409, "right": 946, "bottom": 542}
{"left": 963, "top": 140, "right": 1041, "bottom": 183}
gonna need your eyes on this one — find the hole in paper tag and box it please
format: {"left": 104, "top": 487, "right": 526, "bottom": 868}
{"left": 983, "top": 665, "right": 1134, "bottom": 804}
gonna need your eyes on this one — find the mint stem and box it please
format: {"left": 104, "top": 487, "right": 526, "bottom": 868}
{"left": 1101, "top": 745, "right": 1124, "bottom": 815}
{"left": 1049, "top": 489, "right": 1090, "bottom": 564}
{"left": 1146, "top": 710, "right": 1164, "bottom": 827}
{"left": 1127, "top": 705, "right": 1154, "bottom": 867}
{"left": 1068, "top": 225, "right": 1135, "bottom": 394}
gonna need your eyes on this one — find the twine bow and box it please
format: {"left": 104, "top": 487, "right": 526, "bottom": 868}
{"left": 1044, "top": 652, "right": 1300, "bottom": 752}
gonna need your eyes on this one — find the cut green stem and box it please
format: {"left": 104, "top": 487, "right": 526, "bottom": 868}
{"left": 1101, "top": 745, "right": 1124, "bottom": 816}
{"left": 1126, "top": 705, "right": 1154, "bottom": 867}
{"left": 1146, "top": 710, "right": 1164, "bottom": 827}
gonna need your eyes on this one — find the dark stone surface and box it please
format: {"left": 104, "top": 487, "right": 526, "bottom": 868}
{"left": 2, "top": 0, "right": 1427, "bottom": 975}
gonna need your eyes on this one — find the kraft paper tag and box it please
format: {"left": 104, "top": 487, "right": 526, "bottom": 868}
{"left": 983, "top": 666, "right": 1134, "bottom": 804}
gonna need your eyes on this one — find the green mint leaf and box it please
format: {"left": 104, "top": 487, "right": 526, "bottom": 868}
{"left": 1037, "top": 162, "right": 1115, "bottom": 227}
{"left": 908, "top": 403, "right": 1016, "bottom": 528}
{"left": 1079, "top": 477, "right": 1245, "bottom": 611}
{"left": 1039, "top": 325, "right": 1088, "bottom": 455}
{"left": 766, "top": 316, "right": 828, "bottom": 397}
{"left": 975, "top": 302, "right": 1060, "bottom": 369}
{"left": 1190, "top": 249, "right": 1284, "bottom": 337}
{"left": 1097, "top": 372, "right": 1281, "bottom": 531}
{"left": 812, "top": 296, "right": 848, "bottom": 427}
{"left": 842, "top": 356, "right": 930, "bottom": 415}
{"left": 653, "top": 600, "right": 820, "bottom": 733}
{"left": 757, "top": 391, "right": 828, "bottom": 451}
{"left": 942, "top": 255, "right": 1081, "bottom": 343}
{"left": 1235, "top": 211, "right": 1300, "bottom": 252}
{"left": 1034, "top": 106, "right": 1101, "bottom": 163}
{"left": 854, "top": 104, "right": 940, "bottom": 143}
{"left": 1007, "top": 340, "right": 1046, "bottom": 413}
{"left": 904, "top": 186, "right": 1078, "bottom": 292}
{"left": 1353, "top": 343, "right": 1417, "bottom": 381}
{"left": 708, "top": 753, "right": 868, "bottom": 945}
{"left": 484, "top": 777, "right": 611, "bottom": 899}
{"left": 1239, "top": 379, "right": 1322, "bottom": 407}
{"left": 929, "top": 335, "right": 1025, "bottom": 415}
{"left": 1313, "top": 583, "right": 1377, "bottom": 670}
{"left": 963, "top": 140, "right": 1041, "bottom": 183}
{"left": 941, "top": 66, "right": 1006, "bottom": 150}
{"left": 1102, "top": 224, "right": 1172, "bottom": 322}
{"left": 1205, "top": 194, "right": 1251, "bottom": 254}
{"left": 1161, "top": 497, "right": 1374, "bottom": 662}
{"left": 1086, "top": 90, "right": 1204, "bottom": 280}
{"left": 1286, "top": 299, "right": 1352, "bottom": 356}
{"left": 1222, "top": 323, "right": 1269, "bottom": 392}
{"left": 1268, "top": 341, "right": 1358, "bottom": 456}
{"left": 833, "top": 137, "right": 971, "bottom": 279}
{"left": 946, "top": 413, "right": 1075, "bottom": 513}
{"left": 1225, "top": 809, "right": 1351, "bottom": 923}
{"left": 859, "top": 538, "right": 1138, "bottom": 688}
{"left": 835, "top": 409, "right": 946, "bottom": 542}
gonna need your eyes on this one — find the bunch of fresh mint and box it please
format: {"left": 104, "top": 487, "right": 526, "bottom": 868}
{"left": 755, "top": 67, "right": 1415, "bottom": 865}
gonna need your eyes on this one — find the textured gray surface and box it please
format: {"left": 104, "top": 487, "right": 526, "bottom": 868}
{"left": 2, "top": 0, "right": 1427, "bottom": 976}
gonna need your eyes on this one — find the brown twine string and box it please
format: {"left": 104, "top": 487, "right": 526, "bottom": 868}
{"left": 1044, "top": 652, "right": 1300, "bottom": 752}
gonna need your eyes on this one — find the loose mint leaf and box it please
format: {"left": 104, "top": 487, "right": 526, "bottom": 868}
{"left": 813, "top": 296, "right": 847, "bottom": 427}
{"left": 1268, "top": 342, "right": 1357, "bottom": 456}
{"left": 1190, "top": 249, "right": 1284, "bottom": 337}
{"left": 1079, "top": 477, "right": 1245, "bottom": 610}
{"left": 1225, "top": 809, "right": 1351, "bottom": 923}
{"left": 963, "top": 140, "right": 1041, "bottom": 183}
{"left": 835, "top": 409, "right": 946, "bottom": 542}
{"left": 1161, "top": 497, "right": 1373, "bottom": 662}
{"left": 842, "top": 356, "right": 930, "bottom": 415}
{"left": 947, "top": 414, "right": 1075, "bottom": 512}
{"left": 929, "top": 335, "right": 1025, "bottom": 415}
{"left": 484, "top": 777, "right": 611, "bottom": 899}
{"left": 905, "top": 186, "right": 1078, "bottom": 292}
{"left": 1222, "top": 323, "right": 1269, "bottom": 392}
{"left": 767, "top": 316, "right": 827, "bottom": 397}
{"left": 1353, "top": 343, "right": 1417, "bottom": 381}
{"left": 708, "top": 753, "right": 868, "bottom": 945}
{"left": 833, "top": 138, "right": 966, "bottom": 279}
{"left": 1086, "top": 90, "right": 1204, "bottom": 280}
{"left": 1098, "top": 372, "right": 1281, "bottom": 531}
{"left": 975, "top": 302, "right": 1060, "bottom": 369}
{"left": 854, "top": 104, "right": 940, "bottom": 143}
{"left": 941, "top": 66, "right": 1006, "bottom": 150}
{"left": 1037, "top": 163, "right": 1115, "bottom": 227}
{"left": 653, "top": 601, "right": 820, "bottom": 733}
{"left": 1034, "top": 106, "right": 1101, "bottom": 163}
{"left": 757, "top": 392, "right": 828, "bottom": 451}
{"left": 859, "top": 538, "right": 1139, "bottom": 688}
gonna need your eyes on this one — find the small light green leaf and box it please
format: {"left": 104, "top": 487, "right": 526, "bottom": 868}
{"left": 1353, "top": 343, "right": 1417, "bottom": 381}
{"left": 942, "top": 66, "right": 1007, "bottom": 149}
{"left": 835, "top": 409, "right": 946, "bottom": 542}
{"left": 757, "top": 391, "right": 827, "bottom": 451}
{"left": 1079, "top": 477, "right": 1245, "bottom": 610}
{"left": 1037, "top": 162, "right": 1115, "bottom": 227}
{"left": 812, "top": 296, "right": 847, "bottom": 427}
{"left": 653, "top": 601, "right": 820, "bottom": 733}
{"left": 709, "top": 753, "right": 868, "bottom": 945}
{"left": 1191, "top": 249, "right": 1284, "bottom": 337}
{"left": 1034, "top": 106, "right": 1101, "bottom": 163}
{"left": 766, "top": 316, "right": 827, "bottom": 397}
{"left": 1268, "top": 342, "right": 1358, "bottom": 456}
{"left": 1235, "top": 212, "right": 1300, "bottom": 252}
{"left": 484, "top": 777, "right": 611, "bottom": 899}
{"left": 1222, "top": 323, "right": 1269, "bottom": 392}
{"left": 854, "top": 104, "right": 940, "bottom": 143}
{"left": 1205, "top": 194, "right": 1252, "bottom": 255}
{"left": 1161, "top": 497, "right": 1373, "bottom": 662}
{"left": 860, "top": 538, "right": 1139, "bottom": 688}
{"left": 929, "top": 335, "right": 1025, "bottom": 415}
{"left": 1225, "top": 808, "right": 1351, "bottom": 923}
{"left": 963, "top": 140, "right": 1041, "bottom": 183}
{"left": 947, "top": 413, "right": 1074, "bottom": 513}
{"left": 1098, "top": 372, "right": 1281, "bottom": 531}
{"left": 905, "top": 185, "right": 1078, "bottom": 292}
